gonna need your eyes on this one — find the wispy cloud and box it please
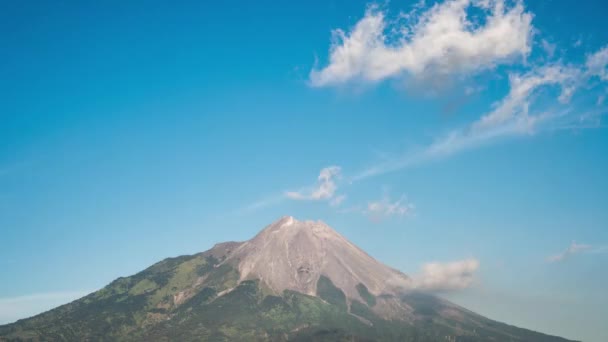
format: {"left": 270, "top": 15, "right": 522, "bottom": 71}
{"left": 365, "top": 193, "right": 414, "bottom": 221}
{"left": 0, "top": 290, "right": 92, "bottom": 324}
{"left": 240, "top": 166, "right": 346, "bottom": 213}
{"left": 546, "top": 241, "right": 607, "bottom": 263}
{"left": 310, "top": 0, "right": 532, "bottom": 86}
{"left": 541, "top": 39, "right": 557, "bottom": 59}
{"left": 586, "top": 46, "right": 608, "bottom": 81}
{"left": 239, "top": 194, "right": 286, "bottom": 214}
{"left": 473, "top": 64, "right": 581, "bottom": 130}
{"left": 352, "top": 59, "right": 605, "bottom": 181}
{"left": 286, "top": 166, "right": 343, "bottom": 201}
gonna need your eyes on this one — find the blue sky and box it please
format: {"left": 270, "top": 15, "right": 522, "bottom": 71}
{"left": 1, "top": 0, "right": 607, "bottom": 340}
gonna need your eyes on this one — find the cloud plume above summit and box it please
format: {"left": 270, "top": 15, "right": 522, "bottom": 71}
{"left": 286, "top": 166, "right": 343, "bottom": 201}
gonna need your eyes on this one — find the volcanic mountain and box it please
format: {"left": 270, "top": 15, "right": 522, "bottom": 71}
{"left": 0, "top": 217, "right": 576, "bottom": 341}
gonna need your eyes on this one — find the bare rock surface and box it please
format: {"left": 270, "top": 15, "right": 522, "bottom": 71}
{"left": 224, "top": 216, "right": 410, "bottom": 302}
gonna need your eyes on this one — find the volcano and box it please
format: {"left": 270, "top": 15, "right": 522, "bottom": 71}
{"left": 0, "top": 216, "right": 576, "bottom": 341}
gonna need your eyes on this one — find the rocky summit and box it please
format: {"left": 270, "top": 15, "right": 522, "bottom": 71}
{"left": 0, "top": 217, "right": 577, "bottom": 341}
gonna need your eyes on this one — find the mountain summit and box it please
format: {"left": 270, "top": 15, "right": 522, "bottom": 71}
{"left": 228, "top": 216, "right": 409, "bottom": 300}
{"left": 0, "top": 217, "right": 576, "bottom": 341}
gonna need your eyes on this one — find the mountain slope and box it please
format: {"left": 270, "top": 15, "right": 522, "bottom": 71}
{"left": 228, "top": 216, "right": 410, "bottom": 301}
{"left": 0, "top": 217, "right": 577, "bottom": 341}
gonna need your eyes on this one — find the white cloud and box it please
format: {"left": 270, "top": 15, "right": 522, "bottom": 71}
{"left": 286, "top": 166, "right": 343, "bottom": 201}
{"left": 310, "top": 0, "right": 533, "bottom": 86}
{"left": 365, "top": 194, "right": 414, "bottom": 220}
{"left": 414, "top": 258, "right": 480, "bottom": 291}
{"left": 586, "top": 45, "right": 608, "bottom": 81}
{"left": 240, "top": 166, "right": 344, "bottom": 213}
{"left": 309, "top": 5, "right": 608, "bottom": 186}
{"left": 0, "top": 290, "right": 91, "bottom": 324}
{"left": 547, "top": 241, "right": 593, "bottom": 263}
{"left": 242, "top": 44, "right": 608, "bottom": 213}
{"left": 388, "top": 258, "right": 480, "bottom": 292}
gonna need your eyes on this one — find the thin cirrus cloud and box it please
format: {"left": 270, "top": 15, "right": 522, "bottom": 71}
{"left": 352, "top": 55, "right": 606, "bottom": 181}
{"left": 240, "top": 194, "right": 286, "bottom": 213}
{"left": 310, "top": 0, "right": 533, "bottom": 86}
{"left": 365, "top": 194, "right": 414, "bottom": 220}
{"left": 546, "top": 241, "right": 607, "bottom": 263}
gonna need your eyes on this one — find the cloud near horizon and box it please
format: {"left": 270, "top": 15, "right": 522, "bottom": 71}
{"left": 388, "top": 258, "right": 480, "bottom": 292}
{"left": 414, "top": 258, "right": 480, "bottom": 291}
{"left": 310, "top": 0, "right": 533, "bottom": 86}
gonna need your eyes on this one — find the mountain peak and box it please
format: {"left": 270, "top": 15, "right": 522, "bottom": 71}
{"left": 280, "top": 215, "right": 295, "bottom": 226}
{"left": 268, "top": 215, "right": 299, "bottom": 230}
{"left": 256, "top": 215, "right": 333, "bottom": 235}
{"left": 225, "top": 216, "right": 409, "bottom": 301}
{"left": 270, "top": 215, "right": 333, "bottom": 229}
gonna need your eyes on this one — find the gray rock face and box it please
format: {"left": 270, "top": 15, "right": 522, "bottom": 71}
{"left": 224, "top": 216, "right": 410, "bottom": 303}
